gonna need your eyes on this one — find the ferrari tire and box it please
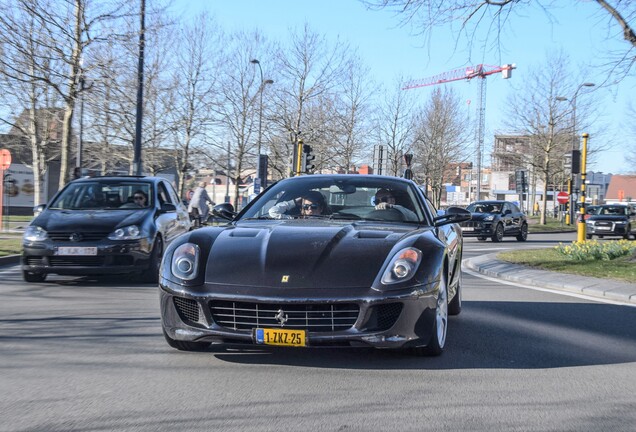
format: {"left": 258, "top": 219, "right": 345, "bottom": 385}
{"left": 412, "top": 274, "right": 448, "bottom": 357}
{"left": 448, "top": 264, "right": 462, "bottom": 316}
{"left": 491, "top": 223, "right": 504, "bottom": 242}
{"left": 141, "top": 236, "right": 163, "bottom": 283}
{"left": 516, "top": 223, "right": 528, "bottom": 241}
{"left": 163, "top": 329, "right": 210, "bottom": 351}
{"left": 23, "top": 271, "right": 46, "bottom": 282}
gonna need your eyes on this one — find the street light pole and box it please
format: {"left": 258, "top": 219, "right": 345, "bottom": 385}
{"left": 250, "top": 59, "right": 273, "bottom": 190}
{"left": 556, "top": 82, "right": 594, "bottom": 225}
{"left": 77, "top": 76, "right": 85, "bottom": 170}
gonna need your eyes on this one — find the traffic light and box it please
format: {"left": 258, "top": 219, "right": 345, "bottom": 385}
{"left": 571, "top": 150, "right": 581, "bottom": 174}
{"left": 302, "top": 144, "right": 316, "bottom": 173}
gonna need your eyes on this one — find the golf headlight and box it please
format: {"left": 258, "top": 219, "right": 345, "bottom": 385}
{"left": 24, "top": 225, "right": 48, "bottom": 242}
{"left": 171, "top": 243, "right": 200, "bottom": 280}
{"left": 381, "top": 247, "right": 422, "bottom": 285}
{"left": 108, "top": 225, "right": 141, "bottom": 240}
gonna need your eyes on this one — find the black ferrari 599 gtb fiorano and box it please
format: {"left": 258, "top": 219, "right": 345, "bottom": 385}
{"left": 159, "top": 174, "right": 471, "bottom": 356}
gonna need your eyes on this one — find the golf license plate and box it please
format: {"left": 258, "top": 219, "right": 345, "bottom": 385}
{"left": 56, "top": 247, "right": 98, "bottom": 256}
{"left": 254, "top": 328, "right": 306, "bottom": 347}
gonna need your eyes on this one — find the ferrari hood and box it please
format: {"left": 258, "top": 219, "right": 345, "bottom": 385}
{"left": 33, "top": 209, "right": 148, "bottom": 232}
{"left": 204, "top": 221, "right": 434, "bottom": 289}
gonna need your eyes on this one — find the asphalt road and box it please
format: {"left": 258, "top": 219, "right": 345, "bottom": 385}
{"left": 1, "top": 233, "right": 635, "bottom": 431}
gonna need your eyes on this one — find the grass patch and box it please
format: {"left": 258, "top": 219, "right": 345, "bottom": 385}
{"left": 497, "top": 248, "right": 636, "bottom": 283}
{"left": 0, "top": 237, "right": 22, "bottom": 257}
{"left": 527, "top": 216, "right": 576, "bottom": 233}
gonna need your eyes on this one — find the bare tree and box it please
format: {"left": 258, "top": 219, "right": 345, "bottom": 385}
{"left": 165, "top": 13, "right": 221, "bottom": 197}
{"left": 328, "top": 53, "right": 375, "bottom": 173}
{"left": 363, "top": 1, "right": 636, "bottom": 79}
{"left": 212, "top": 29, "right": 269, "bottom": 208}
{"left": 0, "top": 0, "right": 137, "bottom": 194}
{"left": 502, "top": 53, "right": 573, "bottom": 224}
{"left": 270, "top": 23, "right": 350, "bottom": 178}
{"left": 371, "top": 77, "right": 416, "bottom": 176}
{"left": 412, "top": 87, "right": 471, "bottom": 207}
{"left": 0, "top": 1, "right": 66, "bottom": 205}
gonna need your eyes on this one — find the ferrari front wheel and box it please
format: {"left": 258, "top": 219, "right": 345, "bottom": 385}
{"left": 448, "top": 267, "right": 462, "bottom": 316}
{"left": 412, "top": 275, "right": 448, "bottom": 357}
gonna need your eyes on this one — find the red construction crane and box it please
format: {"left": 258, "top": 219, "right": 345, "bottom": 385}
{"left": 403, "top": 63, "right": 515, "bottom": 201}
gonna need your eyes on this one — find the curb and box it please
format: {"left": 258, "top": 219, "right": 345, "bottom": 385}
{"left": 464, "top": 253, "right": 636, "bottom": 305}
{"left": 0, "top": 255, "right": 20, "bottom": 267}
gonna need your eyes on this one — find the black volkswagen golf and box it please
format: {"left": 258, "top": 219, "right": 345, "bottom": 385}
{"left": 21, "top": 176, "right": 191, "bottom": 282}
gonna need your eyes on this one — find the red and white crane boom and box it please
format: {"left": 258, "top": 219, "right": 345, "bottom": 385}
{"left": 403, "top": 63, "right": 515, "bottom": 201}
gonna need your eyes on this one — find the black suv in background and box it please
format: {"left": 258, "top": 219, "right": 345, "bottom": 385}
{"left": 585, "top": 204, "right": 636, "bottom": 240}
{"left": 21, "top": 176, "right": 192, "bottom": 283}
{"left": 459, "top": 200, "right": 528, "bottom": 242}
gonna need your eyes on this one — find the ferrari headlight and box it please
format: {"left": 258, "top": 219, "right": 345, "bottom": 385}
{"left": 171, "top": 243, "right": 200, "bottom": 280}
{"left": 23, "top": 225, "right": 48, "bottom": 242}
{"left": 381, "top": 247, "right": 422, "bottom": 285}
{"left": 108, "top": 225, "right": 141, "bottom": 240}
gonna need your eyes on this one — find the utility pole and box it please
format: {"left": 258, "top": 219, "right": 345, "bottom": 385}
{"left": 250, "top": 59, "right": 273, "bottom": 191}
{"left": 225, "top": 141, "right": 231, "bottom": 203}
{"left": 132, "top": 0, "right": 145, "bottom": 176}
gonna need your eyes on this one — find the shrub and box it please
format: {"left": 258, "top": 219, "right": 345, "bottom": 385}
{"left": 555, "top": 240, "right": 636, "bottom": 261}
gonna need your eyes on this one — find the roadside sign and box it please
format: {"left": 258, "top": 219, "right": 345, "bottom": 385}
{"left": 0, "top": 149, "right": 11, "bottom": 170}
{"left": 557, "top": 191, "right": 569, "bottom": 204}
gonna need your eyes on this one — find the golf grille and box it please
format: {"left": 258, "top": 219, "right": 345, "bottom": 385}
{"left": 209, "top": 300, "right": 360, "bottom": 332}
{"left": 48, "top": 256, "right": 105, "bottom": 266}
{"left": 47, "top": 232, "right": 109, "bottom": 242}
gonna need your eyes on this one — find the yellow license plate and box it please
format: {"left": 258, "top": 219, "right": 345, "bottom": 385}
{"left": 254, "top": 328, "right": 306, "bottom": 347}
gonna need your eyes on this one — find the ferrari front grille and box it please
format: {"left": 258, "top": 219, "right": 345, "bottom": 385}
{"left": 368, "top": 303, "right": 403, "bottom": 331}
{"left": 209, "top": 300, "right": 360, "bottom": 333}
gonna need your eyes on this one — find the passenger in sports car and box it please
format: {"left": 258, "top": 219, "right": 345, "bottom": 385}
{"left": 268, "top": 190, "right": 329, "bottom": 219}
{"left": 373, "top": 188, "right": 417, "bottom": 221}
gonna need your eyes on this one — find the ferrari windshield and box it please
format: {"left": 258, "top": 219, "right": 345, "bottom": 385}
{"left": 49, "top": 181, "right": 153, "bottom": 210}
{"left": 241, "top": 176, "right": 428, "bottom": 224}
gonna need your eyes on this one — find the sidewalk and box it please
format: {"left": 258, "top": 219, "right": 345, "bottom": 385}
{"left": 464, "top": 253, "right": 636, "bottom": 305}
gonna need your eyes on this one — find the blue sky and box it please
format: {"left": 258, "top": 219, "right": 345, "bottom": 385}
{"left": 174, "top": 0, "right": 635, "bottom": 174}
